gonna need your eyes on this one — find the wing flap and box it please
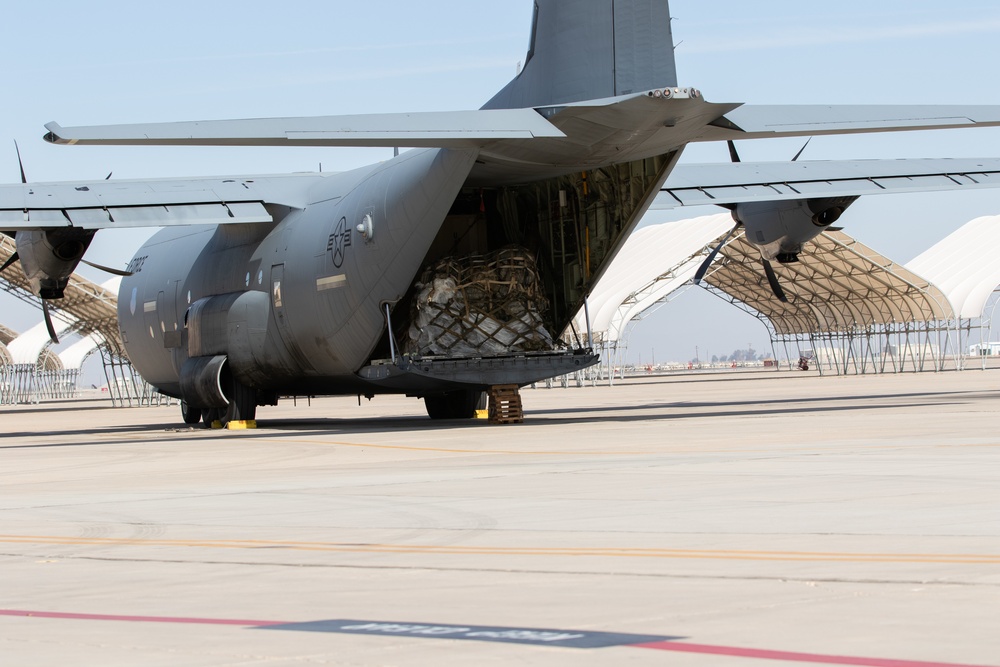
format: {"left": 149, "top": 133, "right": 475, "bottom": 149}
{"left": 0, "top": 173, "right": 327, "bottom": 230}
{"left": 0, "top": 209, "right": 67, "bottom": 226}
{"left": 43, "top": 109, "right": 565, "bottom": 148}
{"left": 658, "top": 158, "right": 1000, "bottom": 208}
{"left": 1, "top": 201, "right": 272, "bottom": 230}
{"left": 107, "top": 202, "right": 271, "bottom": 228}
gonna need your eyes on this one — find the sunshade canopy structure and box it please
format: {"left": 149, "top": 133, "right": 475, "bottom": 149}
{"left": 568, "top": 213, "right": 733, "bottom": 343}
{"left": 705, "top": 230, "right": 955, "bottom": 336}
{"left": 571, "top": 212, "right": 988, "bottom": 375}
{"left": 905, "top": 214, "right": 1000, "bottom": 320}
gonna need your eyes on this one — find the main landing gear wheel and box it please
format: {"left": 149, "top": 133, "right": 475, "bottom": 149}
{"left": 223, "top": 379, "right": 257, "bottom": 424}
{"left": 180, "top": 401, "right": 203, "bottom": 425}
{"left": 188, "top": 378, "right": 258, "bottom": 428}
{"left": 424, "top": 390, "right": 484, "bottom": 420}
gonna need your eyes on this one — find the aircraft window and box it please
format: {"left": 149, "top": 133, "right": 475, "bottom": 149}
{"left": 257, "top": 269, "right": 263, "bottom": 285}
{"left": 245, "top": 272, "right": 251, "bottom": 287}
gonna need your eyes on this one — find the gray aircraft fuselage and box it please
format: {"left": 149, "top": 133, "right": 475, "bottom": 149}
{"left": 120, "top": 148, "right": 478, "bottom": 399}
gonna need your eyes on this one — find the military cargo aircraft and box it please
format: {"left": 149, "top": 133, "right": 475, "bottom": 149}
{"left": 5, "top": 0, "right": 1000, "bottom": 425}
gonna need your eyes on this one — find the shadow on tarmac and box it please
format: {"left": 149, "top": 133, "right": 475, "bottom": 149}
{"left": 0, "top": 387, "right": 982, "bottom": 450}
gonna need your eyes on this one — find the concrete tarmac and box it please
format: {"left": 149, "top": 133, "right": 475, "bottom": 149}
{"left": 1, "top": 369, "right": 998, "bottom": 666}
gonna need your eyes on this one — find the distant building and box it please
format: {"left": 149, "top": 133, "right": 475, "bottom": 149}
{"left": 968, "top": 342, "right": 1000, "bottom": 356}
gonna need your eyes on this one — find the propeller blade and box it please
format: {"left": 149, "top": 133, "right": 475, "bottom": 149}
{"left": 727, "top": 140, "right": 741, "bottom": 163}
{"left": 81, "top": 258, "right": 134, "bottom": 277}
{"left": 762, "top": 258, "right": 789, "bottom": 303}
{"left": 41, "top": 299, "right": 60, "bottom": 344}
{"left": 0, "top": 251, "right": 18, "bottom": 273}
{"left": 14, "top": 140, "right": 27, "bottom": 184}
{"left": 791, "top": 137, "right": 812, "bottom": 162}
{"left": 105, "top": 171, "right": 113, "bottom": 180}
{"left": 694, "top": 226, "right": 737, "bottom": 284}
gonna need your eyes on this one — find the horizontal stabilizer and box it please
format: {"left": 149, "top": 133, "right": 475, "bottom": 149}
{"left": 44, "top": 109, "right": 565, "bottom": 148}
{"left": 699, "top": 105, "right": 1000, "bottom": 141}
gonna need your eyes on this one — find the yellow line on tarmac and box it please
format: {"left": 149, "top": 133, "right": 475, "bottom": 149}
{"left": 2, "top": 535, "right": 999, "bottom": 564}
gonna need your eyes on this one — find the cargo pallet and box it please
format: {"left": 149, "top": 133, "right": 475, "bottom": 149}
{"left": 488, "top": 384, "right": 523, "bottom": 424}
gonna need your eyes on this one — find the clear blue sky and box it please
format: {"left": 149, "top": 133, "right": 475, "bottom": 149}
{"left": 4, "top": 0, "right": 1000, "bottom": 367}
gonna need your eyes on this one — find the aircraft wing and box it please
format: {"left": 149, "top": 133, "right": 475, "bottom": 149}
{"left": 0, "top": 173, "right": 328, "bottom": 230}
{"left": 696, "top": 105, "right": 1000, "bottom": 141}
{"left": 43, "top": 109, "right": 565, "bottom": 148}
{"left": 657, "top": 157, "right": 1000, "bottom": 208}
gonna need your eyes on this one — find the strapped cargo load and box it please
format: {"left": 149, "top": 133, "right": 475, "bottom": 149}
{"left": 406, "top": 247, "right": 554, "bottom": 358}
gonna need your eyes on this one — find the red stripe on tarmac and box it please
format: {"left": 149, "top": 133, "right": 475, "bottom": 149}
{"left": 3, "top": 610, "right": 994, "bottom": 667}
{"left": 0, "top": 609, "right": 283, "bottom": 627}
{"left": 635, "top": 641, "right": 995, "bottom": 667}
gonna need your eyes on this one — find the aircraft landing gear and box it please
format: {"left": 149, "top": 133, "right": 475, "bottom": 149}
{"left": 180, "top": 401, "right": 203, "bottom": 425}
{"left": 183, "top": 378, "right": 258, "bottom": 428}
{"left": 424, "top": 390, "right": 484, "bottom": 420}
{"left": 224, "top": 380, "right": 257, "bottom": 424}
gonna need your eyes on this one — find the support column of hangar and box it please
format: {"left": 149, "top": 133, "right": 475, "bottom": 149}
{"left": 701, "top": 229, "right": 957, "bottom": 375}
{"left": 4, "top": 320, "right": 74, "bottom": 404}
{"left": 0, "top": 233, "right": 165, "bottom": 405}
{"left": 0, "top": 323, "right": 17, "bottom": 403}
{"left": 56, "top": 334, "right": 105, "bottom": 396}
{"left": 905, "top": 214, "right": 1000, "bottom": 369}
{"left": 565, "top": 213, "right": 734, "bottom": 379}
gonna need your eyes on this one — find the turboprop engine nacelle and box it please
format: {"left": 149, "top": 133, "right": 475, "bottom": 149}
{"left": 16, "top": 228, "right": 95, "bottom": 298}
{"left": 732, "top": 196, "right": 857, "bottom": 263}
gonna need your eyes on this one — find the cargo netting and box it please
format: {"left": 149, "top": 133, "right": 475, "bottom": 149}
{"left": 406, "top": 247, "right": 554, "bottom": 357}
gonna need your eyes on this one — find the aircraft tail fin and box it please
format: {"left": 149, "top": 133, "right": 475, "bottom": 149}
{"left": 482, "top": 0, "right": 678, "bottom": 110}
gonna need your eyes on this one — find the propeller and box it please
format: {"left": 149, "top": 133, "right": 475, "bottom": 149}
{"left": 41, "top": 298, "right": 60, "bottom": 345}
{"left": 761, "top": 258, "right": 788, "bottom": 303}
{"left": 721, "top": 139, "right": 806, "bottom": 303}
{"left": 729, "top": 138, "right": 811, "bottom": 164}
{"left": 694, "top": 224, "right": 738, "bottom": 285}
{"left": 8, "top": 144, "right": 130, "bottom": 343}
{"left": 727, "top": 139, "right": 741, "bottom": 163}
{"left": 791, "top": 137, "right": 812, "bottom": 162}
{"left": 2, "top": 248, "right": 130, "bottom": 344}
{"left": 0, "top": 251, "right": 18, "bottom": 273}
{"left": 4, "top": 247, "right": 64, "bottom": 343}
{"left": 693, "top": 227, "right": 791, "bottom": 303}
{"left": 14, "top": 140, "right": 27, "bottom": 184}
{"left": 81, "top": 258, "right": 133, "bottom": 277}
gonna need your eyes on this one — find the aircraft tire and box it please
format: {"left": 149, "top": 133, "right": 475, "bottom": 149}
{"left": 180, "top": 401, "right": 203, "bottom": 425}
{"left": 223, "top": 380, "right": 257, "bottom": 424}
{"left": 424, "top": 390, "right": 479, "bottom": 420}
{"left": 203, "top": 408, "right": 223, "bottom": 428}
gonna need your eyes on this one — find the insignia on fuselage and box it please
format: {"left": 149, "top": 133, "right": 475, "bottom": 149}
{"left": 327, "top": 217, "right": 353, "bottom": 268}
